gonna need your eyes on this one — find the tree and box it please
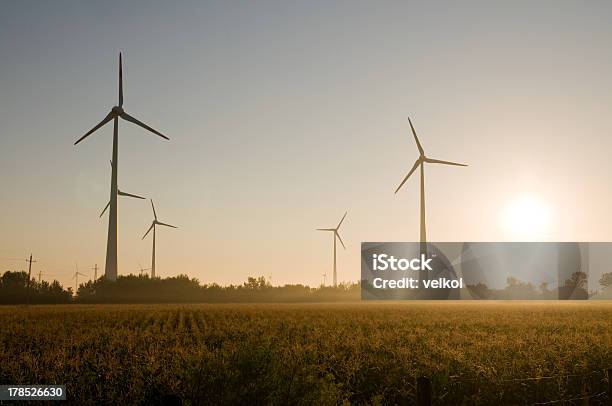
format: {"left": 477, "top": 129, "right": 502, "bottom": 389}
{"left": 564, "top": 271, "right": 587, "bottom": 290}
{"left": 559, "top": 271, "right": 588, "bottom": 300}
{"left": 0, "top": 271, "right": 71, "bottom": 304}
{"left": 504, "top": 276, "right": 537, "bottom": 299}
{"left": 467, "top": 282, "right": 491, "bottom": 299}
{"left": 599, "top": 272, "right": 612, "bottom": 289}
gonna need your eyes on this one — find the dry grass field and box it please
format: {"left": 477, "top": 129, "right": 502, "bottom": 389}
{"left": 0, "top": 302, "right": 611, "bottom": 405}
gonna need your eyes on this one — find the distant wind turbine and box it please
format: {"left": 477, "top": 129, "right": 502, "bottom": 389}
{"left": 142, "top": 200, "right": 177, "bottom": 278}
{"left": 395, "top": 117, "right": 467, "bottom": 245}
{"left": 137, "top": 262, "right": 151, "bottom": 276}
{"left": 74, "top": 53, "right": 169, "bottom": 281}
{"left": 317, "top": 211, "right": 347, "bottom": 287}
{"left": 100, "top": 161, "right": 145, "bottom": 217}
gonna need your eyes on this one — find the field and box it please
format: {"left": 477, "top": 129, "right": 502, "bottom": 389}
{"left": 1, "top": 302, "right": 611, "bottom": 405}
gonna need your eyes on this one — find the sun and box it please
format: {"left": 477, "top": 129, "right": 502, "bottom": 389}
{"left": 503, "top": 196, "right": 551, "bottom": 239}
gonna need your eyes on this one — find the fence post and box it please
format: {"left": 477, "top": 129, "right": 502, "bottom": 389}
{"left": 417, "top": 376, "right": 432, "bottom": 406}
{"left": 608, "top": 368, "right": 612, "bottom": 406}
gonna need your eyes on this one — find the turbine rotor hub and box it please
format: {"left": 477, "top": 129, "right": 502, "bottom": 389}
{"left": 111, "top": 106, "right": 124, "bottom": 114}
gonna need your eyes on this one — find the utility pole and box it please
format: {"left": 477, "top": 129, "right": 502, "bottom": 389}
{"left": 72, "top": 271, "right": 87, "bottom": 295}
{"left": 322, "top": 273, "right": 327, "bottom": 287}
{"left": 26, "top": 254, "right": 36, "bottom": 305}
{"left": 38, "top": 270, "right": 42, "bottom": 283}
{"left": 92, "top": 264, "right": 98, "bottom": 281}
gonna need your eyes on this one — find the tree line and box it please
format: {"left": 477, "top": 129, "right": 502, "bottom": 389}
{"left": 0, "top": 272, "right": 360, "bottom": 304}
{"left": 1, "top": 270, "right": 611, "bottom": 304}
{"left": 465, "top": 271, "right": 612, "bottom": 299}
{"left": 76, "top": 275, "right": 360, "bottom": 303}
{"left": 0, "top": 271, "right": 72, "bottom": 304}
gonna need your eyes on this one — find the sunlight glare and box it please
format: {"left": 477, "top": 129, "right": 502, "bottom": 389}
{"left": 503, "top": 196, "right": 551, "bottom": 239}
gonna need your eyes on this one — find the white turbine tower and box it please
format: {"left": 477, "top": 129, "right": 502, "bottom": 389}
{"left": 317, "top": 211, "right": 347, "bottom": 288}
{"left": 142, "top": 200, "right": 177, "bottom": 278}
{"left": 74, "top": 53, "right": 169, "bottom": 281}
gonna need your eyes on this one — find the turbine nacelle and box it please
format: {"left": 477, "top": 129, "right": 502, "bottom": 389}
{"left": 394, "top": 117, "right": 468, "bottom": 194}
{"left": 99, "top": 188, "right": 145, "bottom": 218}
{"left": 73, "top": 53, "right": 169, "bottom": 146}
{"left": 142, "top": 199, "right": 178, "bottom": 240}
{"left": 316, "top": 211, "right": 347, "bottom": 249}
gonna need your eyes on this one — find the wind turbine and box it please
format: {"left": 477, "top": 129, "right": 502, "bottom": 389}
{"left": 137, "top": 262, "right": 151, "bottom": 277}
{"left": 74, "top": 53, "right": 169, "bottom": 281}
{"left": 142, "top": 199, "right": 177, "bottom": 278}
{"left": 100, "top": 161, "right": 145, "bottom": 217}
{"left": 317, "top": 211, "right": 347, "bottom": 287}
{"left": 394, "top": 117, "right": 467, "bottom": 280}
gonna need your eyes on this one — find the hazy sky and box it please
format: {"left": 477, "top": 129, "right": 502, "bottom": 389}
{"left": 2, "top": 1, "right": 612, "bottom": 289}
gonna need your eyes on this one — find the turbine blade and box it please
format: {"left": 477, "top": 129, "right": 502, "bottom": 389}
{"left": 425, "top": 158, "right": 468, "bottom": 167}
{"left": 156, "top": 221, "right": 178, "bottom": 229}
{"left": 119, "top": 53, "right": 123, "bottom": 107}
{"left": 316, "top": 228, "right": 335, "bottom": 231}
{"left": 150, "top": 199, "right": 157, "bottom": 220}
{"left": 99, "top": 201, "right": 110, "bottom": 218}
{"left": 74, "top": 112, "right": 114, "bottom": 145}
{"left": 118, "top": 190, "right": 145, "bottom": 199}
{"left": 335, "top": 231, "right": 346, "bottom": 249}
{"left": 394, "top": 159, "right": 421, "bottom": 194}
{"left": 142, "top": 223, "right": 154, "bottom": 240}
{"left": 336, "top": 211, "right": 348, "bottom": 229}
{"left": 408, "top": 117, "right": 424, "bottom": 155}
{"left": 120, "top": 112, "right": 169, "bottom": 140}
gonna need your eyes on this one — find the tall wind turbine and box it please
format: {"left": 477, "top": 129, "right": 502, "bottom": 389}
{"left": 142, "top": 200, "right": 177, "bottom": 278}
{"left": 74, "top": 53, "right": 169, "bottom": 281}
{"left": 394, "top": 117, "right": 467, "bottom": 254}
{"left": 317, "top": 211, "right": 347, "bottom": 287}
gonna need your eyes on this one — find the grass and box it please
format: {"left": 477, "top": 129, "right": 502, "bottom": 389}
{"left": 0, "top": 302, "right": 611, "bottom": 405}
